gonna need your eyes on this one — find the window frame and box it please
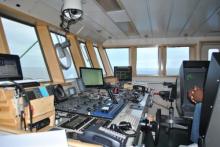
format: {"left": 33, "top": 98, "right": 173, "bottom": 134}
{"left": 93, "top": 45, "right": 106, "bottom": 76}
{"left": 0, "top": 15, "right": 52, "bottom": 82}
{"left": 78, "top": 41, "right": 93, "bottom": 67}
{"left": 50, "top": 31, "right": 79, "bottom": 81}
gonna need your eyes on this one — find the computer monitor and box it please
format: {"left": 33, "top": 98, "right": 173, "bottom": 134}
{"left": 79, "top": 67, "right": 104, "bottom": 88}
{"left": 114, "top": 66, "right": 132, "bottom": 82}
{"left": 0, "top": 54, "right": 23, "bottom": 81}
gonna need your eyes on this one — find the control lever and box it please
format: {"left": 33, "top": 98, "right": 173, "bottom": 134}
{"left": 141, "top": 109, "right": 161, "bottom": 145}
{"left": 107, "top": 89, "right": 118, "bottom": 104}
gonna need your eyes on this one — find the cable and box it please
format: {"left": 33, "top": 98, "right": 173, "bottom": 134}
{"left": 10, "top": 81, "right": 33, "bottom": 132}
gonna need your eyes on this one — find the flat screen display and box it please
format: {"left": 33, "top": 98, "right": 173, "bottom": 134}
{"left": 114, "top": 66, "right": 132, "bottom": 81}
{"left": 80, "top": 67, "right": 104, "bottom": 87}
{"left": 0, "top": 54, "right": 23, "bottom": 81}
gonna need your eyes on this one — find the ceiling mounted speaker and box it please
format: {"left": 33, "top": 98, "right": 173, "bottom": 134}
{"left": 60, "top": 0, "right": 83, "bottom": 31}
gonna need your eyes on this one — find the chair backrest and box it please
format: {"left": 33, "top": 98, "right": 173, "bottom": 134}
{"left": 176, "top": 61, "right": 209, "bottom": 117}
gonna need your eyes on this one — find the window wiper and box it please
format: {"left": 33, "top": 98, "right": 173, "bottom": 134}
{"left": 20, "top": 40, "right": 38, "bottom": 59}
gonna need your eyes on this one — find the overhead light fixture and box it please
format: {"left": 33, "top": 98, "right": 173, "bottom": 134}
{"left": 60, "top": 0, "right": 83, "bottom": 31}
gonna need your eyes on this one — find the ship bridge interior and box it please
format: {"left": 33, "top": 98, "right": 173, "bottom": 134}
{"left": 0, "top": 0, "right": 220, "bottom": 147}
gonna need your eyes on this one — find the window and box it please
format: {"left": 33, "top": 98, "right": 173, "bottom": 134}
{"left": 208, "top": 49, "right": 219, "bottom": 61}
{"left": 166, "top": 47, "right": 189, "bottom": 75}
{"left": 136, "top": 47, "right": 159, "bottom": 75}
{"left": 94, "top": 46, "right": 106, "bottom": 75}
{"left": 1, "top": 17, "right": 50, "bottom": 81}
{"left": 79, "top": 42, "right": 92, "bottom": 67}
{"left": 50, "top": 32, "right": 78, "bottom": 80}
{"left": 105, "top": 48, "right": 129, "bottom": 71}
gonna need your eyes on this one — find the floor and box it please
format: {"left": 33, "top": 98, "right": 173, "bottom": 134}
{"left": 143, "top": 126, "right": 191, "bottom": 147}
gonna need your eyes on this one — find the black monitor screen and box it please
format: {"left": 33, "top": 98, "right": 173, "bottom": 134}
{"left": 176, "top": 61, "right": 209, "bottom": 117}
{"left": 0, "top": 54, "right": 23, "bottom": 81}
{"left": 80, "top": 67, "right": 104, "bottom": 87}
{"left": 114, "top": 66, "right": 132, "bottom": 81}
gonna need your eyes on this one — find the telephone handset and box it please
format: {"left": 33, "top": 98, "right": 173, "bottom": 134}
{"left": 78, "top": 125, "right": 127, "bottom": 147}
{"left": 133, "top": 85, "right": 146, "bottom": 96}
{"left": 53, "top": 84, "right": 68, "bottom": 103}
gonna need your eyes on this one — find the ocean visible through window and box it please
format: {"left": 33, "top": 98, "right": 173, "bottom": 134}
{"left": 1, "top": 17, "right": 50, "bottom": 81}
{"left": 166, "top": 47, "right": 189, "bottom": 75}
{"left": 105, "top": 48, "right": 129, "bottom": 71}
{"left": 136, "top": 47, "right": 159, "bottom": 75}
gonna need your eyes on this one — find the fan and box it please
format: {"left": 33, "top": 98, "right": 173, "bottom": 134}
{"left": 55, "top": 40, "right": 72, "bottom": 70}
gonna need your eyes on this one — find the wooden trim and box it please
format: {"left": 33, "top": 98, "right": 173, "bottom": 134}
{"left": 86, "top": 40, "right": 99, "bottom": 68}
{"left": 68, "top": 139, "right": 102, "bottom": 147}
{"left": 200, "top": 41, "right": 220, "bottom": 45}
{"left": 0, "top": 18, "right": 9, "bottom": 54}
{"left": 66, "top": 33, "right": 85, "bottom": 73}
{"left": 158, "top": 46, "right": 167, "bottom": 76}
{"left": 36, "top": 25, "right": 64, "bottom": 83}
{"left": 97, "top": 45, "right": 112, "bottom": 76}
{"left": 189, "top": 44, "right": 197, "bottom": 60}
{"left": 129, "top": 47, "right": 137, "bottom": 76}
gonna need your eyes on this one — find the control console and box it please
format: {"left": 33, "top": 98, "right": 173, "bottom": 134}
{"left": 78, "top": 124, "right": 127, "bottom": 147}
{"left": 55, "top": 93, "right": 127, "bottom": 119}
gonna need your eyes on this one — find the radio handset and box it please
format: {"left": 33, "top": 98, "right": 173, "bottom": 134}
{"left": 133, "top": 85, "right": 146, "bottom": 96}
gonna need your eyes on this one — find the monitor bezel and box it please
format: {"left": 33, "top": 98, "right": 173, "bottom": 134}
{"left": 79, "top": 67, "right": 104, "bottom": 88}
{"left": 0, "top": 54, "right": 23, "bottom": 81}
{"left": 114, "top": 66, "right": 132, "bottom": 82}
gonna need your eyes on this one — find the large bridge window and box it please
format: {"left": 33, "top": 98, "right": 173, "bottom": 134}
{"left": 137, "top": 47, "right": 159, "bottom": 75}
{"left": 1, "top": 17, "right": 50, "bottom": 81}
{"left": 79, "top": 42, "right": 92, "bottom": 67}
{"left": 94, "top": 46, "right": 106, "bottom": 75}
{"left": 166, "top": 47, "right": 189, "bottom": 76}
{"left": 50, "top": 32, "right": 78, "bottom": 80}
{"left": 105, "top": 48, "right": 129, "bottom": 71}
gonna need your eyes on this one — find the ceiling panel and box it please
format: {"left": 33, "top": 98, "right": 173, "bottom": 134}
{"left": 194, "top": 10, "right": 220, "bottom": 36}
{"left": 82, "top": 0, "right": 101, "bottom": 13}
{"left": 181, "top": 0, "right": 220, "bottom": 37}
{"left": 107, "top": 10, "right": 130, "bottom": 23}
{"left": 69, "top": 20, "right": 108, "bottom": 43}
{"left": 40, "top": 0, "right": 62, "bottom": 11}
{"left": 83, "top": 0, "right": 127, "bottom": 39}
{"left": 120, "top": 0, "right": 152, "bottom": 37}
{"left": 2, "top": 0, "right": 39, "bottom": 12}
{"left": 30, "top": 1, "right": 60, "bottom": 26}
{"left": 69, "top": 21, "right": 85, "bottom": 34}
{"left": 82, "top": 15, "right": 111, "bottom": 40}
{"left": 149, "top": 0, "right": 174, "bottom": 37}
{"left": 96, "top": 0, "right": 121, "bottom": 11}
{"left": 167, "top": 0, "right": 200, "bottom": 37}
{"left": 2, "top": 0, "right": 220, "bottom": 43}
{"left": 76, "top": 22, "right": 106, "bottom": 43}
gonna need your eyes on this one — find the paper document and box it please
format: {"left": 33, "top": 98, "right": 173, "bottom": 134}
{"left": 0, "top": 130, "right": 68, "bottom": 147}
